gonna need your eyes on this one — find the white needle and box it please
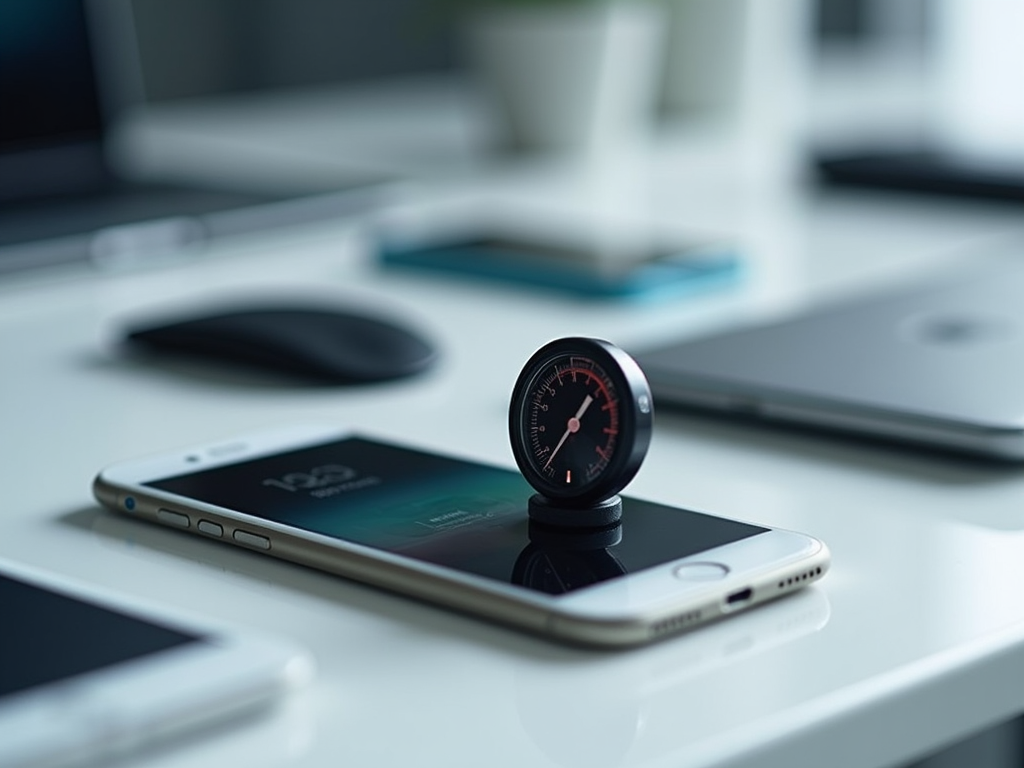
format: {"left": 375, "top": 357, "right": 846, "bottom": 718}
{"left": 543, "top": 394, "right": 594, "bottom": 472}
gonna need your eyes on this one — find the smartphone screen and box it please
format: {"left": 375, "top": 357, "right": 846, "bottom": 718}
{"left": 1, "top": 574, "right": 199, "bottom": 698}
{"left": 144, "top": 437, "right": 765, "bottom": 596}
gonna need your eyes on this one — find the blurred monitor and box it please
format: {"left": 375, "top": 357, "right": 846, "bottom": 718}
{"left": 0, "top": 0, "right": 382, "bottom": 275}
{"left": 129, "top": 0, "right": 459, "bottom": 102}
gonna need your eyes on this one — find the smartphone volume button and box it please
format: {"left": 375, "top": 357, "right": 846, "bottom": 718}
{"left": 156, "top": 508, "right": 190, "bottom": 528}
{"left": 197, "top": 520, "right": 223, "bottom": 537}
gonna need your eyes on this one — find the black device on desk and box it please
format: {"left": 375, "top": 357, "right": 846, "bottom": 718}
{"left": 0, "top": 0, "right": 380, "bottom": 275}
{"left": 816, "top": 147, "right": 1024, "bottom": 201}
{"left": 122, "top": 303, "right": 439, "bottom": 384}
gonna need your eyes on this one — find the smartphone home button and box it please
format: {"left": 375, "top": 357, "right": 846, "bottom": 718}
{"left": 673, "top": 563, "right": 730, "bottom": 581}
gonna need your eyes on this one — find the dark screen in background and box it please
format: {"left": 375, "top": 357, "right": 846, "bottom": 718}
{"left": 0, "top": 575, "right": 198, "bottom": 698}
{"left": 0, "top": 0, "right": 102, "bottom": 151}
{"left": 148, "top": 437, "right": 766, "bottom": 594}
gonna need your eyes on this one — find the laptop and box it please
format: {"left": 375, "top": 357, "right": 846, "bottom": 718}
{"left": 0, "top": 0, "right": 382, "bottom": 275}
{"left": 635, "top": 256, "right": 1024, "bottom": 460}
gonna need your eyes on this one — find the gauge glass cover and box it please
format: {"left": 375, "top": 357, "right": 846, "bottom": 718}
{"left": 509, "top": 338, "right": 652, "bottom": 506}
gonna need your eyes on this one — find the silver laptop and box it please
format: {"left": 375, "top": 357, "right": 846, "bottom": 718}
{"left": 635, "top": 256, "right": 1024, "bottom": 460}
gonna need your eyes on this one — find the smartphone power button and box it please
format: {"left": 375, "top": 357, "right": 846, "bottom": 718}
{"left": 673, "top": 563, "right": 730, "bottom": 581}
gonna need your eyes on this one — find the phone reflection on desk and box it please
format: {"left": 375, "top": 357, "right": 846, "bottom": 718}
{"left": 514, "top": 587, "right": 831, "bottom": 768}
{"left": 511, "top": 521, "right": 627, "bottom": 594}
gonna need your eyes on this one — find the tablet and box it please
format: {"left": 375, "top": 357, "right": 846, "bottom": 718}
{"left": 0, "top": 558, "right": 313, "bottom": 768}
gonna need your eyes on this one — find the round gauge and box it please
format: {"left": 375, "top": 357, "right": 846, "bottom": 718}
{"left": 509, "top": 337, "right": 653, "bottom": 507}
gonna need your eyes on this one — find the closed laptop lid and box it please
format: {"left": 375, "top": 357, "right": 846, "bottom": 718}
{"left": 637, "top": 256, "right": 1024, "bottom": 456}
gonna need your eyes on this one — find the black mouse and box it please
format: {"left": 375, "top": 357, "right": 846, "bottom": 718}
{"left": 124, "top": 304, "right": 438, "bottom": 384}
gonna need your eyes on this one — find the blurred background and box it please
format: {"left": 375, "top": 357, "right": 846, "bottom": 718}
{"left": 116, "top": 0, "right": 974, "bottom": 193}
{"left": 131, "top": 0, "right": 921, "bottom": 102}
{"left": 5, "top": 0, "right": 1020, "bottom": 277}
{"left": 111, "top": 0, "right": 953, "bottom": 197}
{"left": 129, "top": 0, "right": 460, "bottom": 101}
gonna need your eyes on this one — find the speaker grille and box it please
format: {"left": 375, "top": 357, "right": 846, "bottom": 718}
{"left": 777, "top": 565, "right": 823, "bottom": 591}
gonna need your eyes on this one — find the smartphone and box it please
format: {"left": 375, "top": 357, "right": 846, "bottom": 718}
{"left": 378, "top": 230, "right": 741, "bottom": 302}
{"left": 0, "top": 558, "right": 312, "bottom": 768}
{"left": 93, "top": 425, "right": 829, "bottom": 648}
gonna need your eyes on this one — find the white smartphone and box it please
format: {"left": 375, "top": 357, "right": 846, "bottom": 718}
{"left": 0, "top": 558, "right": 313, "bottom": 768}
{"left": 93, "top": 424, "right": 830, "bottom": 648}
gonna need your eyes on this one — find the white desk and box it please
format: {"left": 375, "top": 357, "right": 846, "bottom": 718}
{"left": 7, "top": 78, "right": 1024, "bottom": 768}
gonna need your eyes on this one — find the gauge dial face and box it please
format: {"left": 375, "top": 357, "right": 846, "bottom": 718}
{"left": 527, "top": 358, "right": 619, "bottom": 488}
{"left": 510, "top": 338, "right": 653, "bottom": 506}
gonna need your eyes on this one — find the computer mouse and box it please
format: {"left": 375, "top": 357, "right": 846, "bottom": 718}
{"left": 124, "top": 304, "right": 438, "bottom": 384}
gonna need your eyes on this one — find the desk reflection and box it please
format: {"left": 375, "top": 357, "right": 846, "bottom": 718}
{"left": 515, "top": 588, "right": 831, "bottom": 768}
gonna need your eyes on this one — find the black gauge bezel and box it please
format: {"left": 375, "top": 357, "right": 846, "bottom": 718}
{"left": 508, "top": 337, "right": 653, "bottom": 507}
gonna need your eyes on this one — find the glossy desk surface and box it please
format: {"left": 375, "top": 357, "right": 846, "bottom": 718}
{"left": 6, "top": 83, "right": 1024, "bottom": 768}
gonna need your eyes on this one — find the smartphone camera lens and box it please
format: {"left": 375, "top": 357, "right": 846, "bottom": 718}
{"left": 186, "top": 455, "right": 200, "bottom": 463}
{"left": 124, "top": 496, "right": 136, "bottom": 511}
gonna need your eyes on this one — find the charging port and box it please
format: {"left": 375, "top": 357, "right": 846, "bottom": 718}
{"left": 725, "top": 588, "right": 753, "bottom": 608}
